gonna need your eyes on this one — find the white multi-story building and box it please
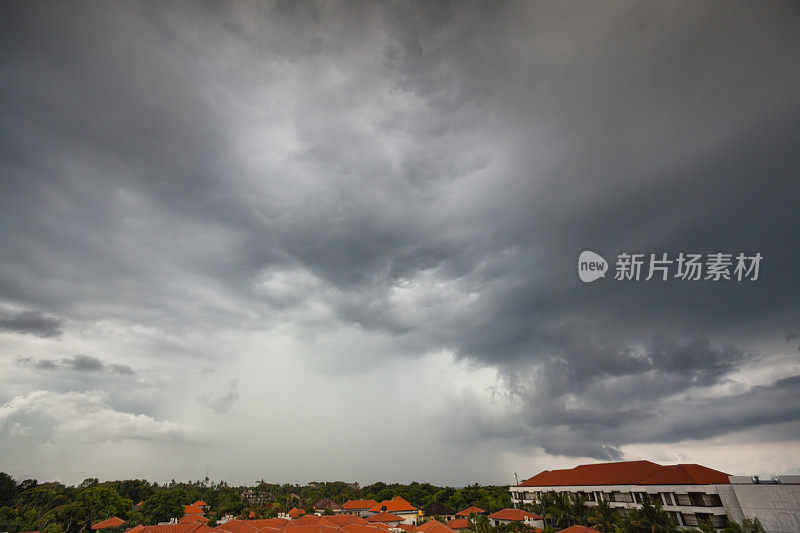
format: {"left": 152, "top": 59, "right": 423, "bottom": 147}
{"left": 509, "top": 460, "right": 800, "bottom": 532}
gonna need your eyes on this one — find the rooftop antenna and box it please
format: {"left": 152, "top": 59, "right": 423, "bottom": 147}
{"left": 514, "top": 472, "right": 519, "bottom": 485}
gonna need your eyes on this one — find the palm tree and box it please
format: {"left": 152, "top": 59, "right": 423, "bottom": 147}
{"left": 625, "top": 500, "right": 674, "bottom": 532}
{"left": 721, "top": 516, "right": 766, "bottom": 533}
{"left": 589, "top": 500, "right": 617, "bottom": 532}
{"left": 548, "top": 492, "right": 572, "bottom": 529}
{"left": 570, "top": 495, "right": 589, "bottom": 526}
{"left": 530, "top": 492, "right": 556, "bottom": 529}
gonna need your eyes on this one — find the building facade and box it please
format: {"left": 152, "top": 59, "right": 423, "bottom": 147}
{"left": 509, "top": 460, "right": 800, "bottom": 532}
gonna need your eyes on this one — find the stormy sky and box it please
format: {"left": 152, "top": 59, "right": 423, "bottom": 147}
{"left": 1, "top": 1, "right": 799, "bottom": 486}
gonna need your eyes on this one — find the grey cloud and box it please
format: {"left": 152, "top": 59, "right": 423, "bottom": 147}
{"left": 16, "top": 354, "right": 136, "bottom": 375}
{"left": 0, "top": 310, "right": 63, "bottom": 337}
{"left": 444, "top": 332, "right": 796, "bottom": 459}
{"left": 201, "top": 380, "right": 239, "bottom": 415}
{"left": 0, "top": 0, "right": 799, "bottom": 473}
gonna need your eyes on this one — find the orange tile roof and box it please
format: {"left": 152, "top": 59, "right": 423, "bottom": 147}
{"left": 288, "top": 508, "right": 307, "bottom": 519}
{"left": 291, "top": 516, "right": 336, "bottom": 527}
{"left": 283, "top": 525, "right": 342, "bottom": 533}
{"left": 454, "top": 508, "right": 484, "bottom": 517}
{"left": 366, "top": 513, "right": 404, "bottom": 523}
{"left": 369, "top": 498, "right": 417, "bottom": 514}
{"left": 343, "top": 525, "right": 393, "bottom": 533}
{"left": 343, "top": 500, "right": 379, "bottom": 510}
{"left": 134, "top": 525, "right": 211, "bottom": 533}
{"left": 487, "top": 509, "right": 540, "bottom": 521}
{"left": 212, "top": 520, "right": 257, "bottom": 533}
{"left": 246, "top": 520, "right": 291, "bottom": 529}
{"left": 394, "top": 525, "right": 416, "bottom": 533}
{"left": 93, "top": 517, "right": 126, "bottom": 530}
{"left": 194, "top": 501, "right": 208, "bottom": 507}
{"left": 415, "top": 522, "right": 454, "bottom": 533}
{"left": 124, "top": 527, "right": 144, "bottom": 533}
{"left": 185, "top": 505, "right": 205, "bottom": 515}
{"left": 179, "top": 516, "right": 209, "bottom": 524}
{"left": 519, "top": 460, "right": 730, "bottom": 487}
{"left": 252, "top": 528, "right": 285, "bottom": 533}
{"left": 322, "top": 516, "right": 367, "bottom": 527}
{"left": 445, "top": 520, "right": 468, "bottom": 530}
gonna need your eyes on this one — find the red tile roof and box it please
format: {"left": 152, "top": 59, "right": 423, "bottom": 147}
{"left": 394, "top": 525, "right": 416, "bottom": 533}
{"left": 445, "top": 520, "right": 468, "bottom": 530}
{"left": 487, "top": 509, "right": 540, "bottom": 522}
{"left": 252, "top": 528, "right": 285, "bottom": 533}
{"left": 415, "top": 522, "right": 454, "bottom": 533}
{"left": 288, "top": 508, "right": 307, "bottom": 519}
{"left": 131, "top": 525, "right": 211, "bottom": 533}
{"left": 322, "top": 516, "right": 367, "bottom": 527}
{"left": 454, "top": 507, "right": 484, "bottom": 517}
{"left": 246, "top": 520, "right": 291, "bottom": 530}
{"left": 185, "top": 505, "right": 205, "bottom": 515}
{"left": 283, "top": 525, "right": 342, "bottom": 533}
{"left": 342, "top": 500, "right": 379, "bottom": 510}
{"left": 179, "top": 516, "right": 209, "bottom": 524}
{"left": 194, "top": 501, "right": 208, "bottom": 507}
{"left": 369, "top": 498, "right": 417, "bottom": 514}
{"left": 342, "top": 525, "right": 392, "bottom": 533}
{"left": 366, "top": 513, "right": 404, "bottom": 523}
{"left": 291, "top": 516, "right": 336, "bottom": 527}
{"left": 519, "top": 460, "right": 730, "bottom": 487}
{"left": 212, "top": 520, "right": 257, "bottom": 533}
{"left": 93, "top": 517, "right": 126, "bottom": 530}
{"left": 557, "top": 527, "right": 601, "bottom": 533}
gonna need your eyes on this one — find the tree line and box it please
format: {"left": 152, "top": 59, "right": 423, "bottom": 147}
{"left": 0, "top": 473, "right": 510, "bottom": 533}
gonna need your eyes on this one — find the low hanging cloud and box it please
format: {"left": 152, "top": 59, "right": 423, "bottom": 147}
{"left": 443, "top": 331, "right": 800, "bottom": 460}
{"left": 0, "top": 390, "right": 199, "bottom": 444}
{"left": 200, "top": 379, "right": 239, "bottom": 415}
{"left": 0, "top": 310, "right": 63, "bottom": 338}
{"left": 16, "top": 354, "right": 136, "bottom": 375}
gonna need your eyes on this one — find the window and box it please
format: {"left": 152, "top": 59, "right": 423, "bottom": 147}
{"left": 660, "top": 492, "right": 674, "bottom": 506}
{"left": 681, "top": 513, "right": 698, "bottom": 526}
{"left": 710, "top": 515, "right": 727, "bottom": 528}
{"left": 675, "top": 493, "right": 692, "bottom": 506}
{"left": 701, "top": 493, "right": 722, "bottom": 507}
{"left": 668, "top": 512, "right": 680, "bottom": 526}
{"left": 611, "top": 491, "right": 633, "bottom": 503}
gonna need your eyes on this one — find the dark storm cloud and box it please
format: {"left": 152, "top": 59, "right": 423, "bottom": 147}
{"left": 16, "top": 355, "right": 136, "bottom": 375}
{"left": 1, "top": 0, "right": 799, "bottom": 463}
{"left": 0, "top": 310, "right": 63, "bottom": 337}
{"left": 448, "top": 331, "right": 796, "bottom": 459}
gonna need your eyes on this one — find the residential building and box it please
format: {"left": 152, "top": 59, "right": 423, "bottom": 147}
{"left": 486, "top": 509, "right": 543, "bottom": 530}
{"left": 415, "top": 520, "right": 457, "bottom": 533}
{"left": 444, "top": 519, "right": 469, "bottom": 532}
{"left": 92, "top": 517, "right": 126, "bottom": 530}
{"left": 315, "top": 498, "right": 344, "bottom": 514}
{"left": 369, "top": 498, "right": 420, "bottom": 525}
{"left": 342, "top": 500, "right": 380, "bottom": 518}
{"left": 510, "top": 460, "right": 800, "bottom": 532}
{"left": 421, "top": 503, "right": 455, "bottom": 521}
{"left": 453, "top": 507, "right": 485, "bottom": 519}
{"left": 366, "top": 513, "right": 405, "bottom": 528}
